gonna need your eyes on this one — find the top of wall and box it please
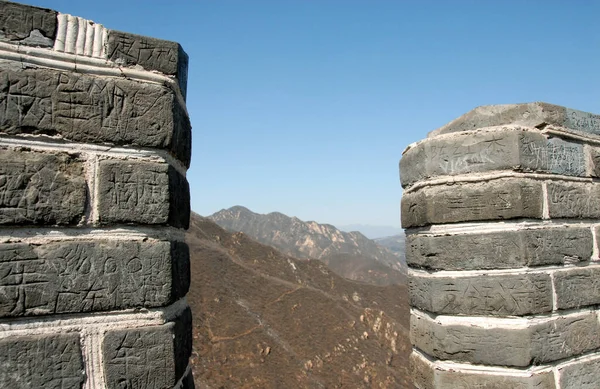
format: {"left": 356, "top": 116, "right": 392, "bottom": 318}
{"left": 0, "top": 0, "right": 189, "bottom": 98}
{"left": 429, "top": 102, "right": 600, "bottom": 139}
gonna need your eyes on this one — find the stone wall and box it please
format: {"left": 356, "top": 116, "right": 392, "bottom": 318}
{"left": 401, "top": 102, "right": 600, "bottom": 389}
{"left": 0, "top": 1, "right": 193, "bottom": 388}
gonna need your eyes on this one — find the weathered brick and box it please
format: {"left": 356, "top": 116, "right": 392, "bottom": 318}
{"left": 410, "top": 351, "right": 556, "bottom": 389}
{"left": 0, "top": 67, "right": 191, "bottom": 166}
{"left": 400, "top": 129, "right": 586, "bottom": 188}
{"left": 409, "top": 270, "right": 552, "bottom": 316}
{"left": 553, "top": 265, "right": 600, "bottom": 309}
{"left": 106, "top": 30, "right": 189, "bottom": 98}
{"left": 411, "top": 309, "right": 600, "bottom": 367}
{"left": 401, "top": 179, "right": 543, "bottom": 228}
{"left": 429, "top": 102, "right": 600, "bottom": 139}
{"left": 407, "top": 227, "right": 592, "bottom": 271}
{"left": 97, "top": 161, "right": 190, "bottom": 228}
{"left": 557, "top": 353, "right": 600, "bottom": 389}
{"left": 0, "top": 333, "right": 84, "bottom": 389}
{"left": 0, "top": 1, "right": 56, "bottom": 46}
{"left": 103, "top": 307, "right": 192, "bottom": 389}
{"left": 0, "top": 240, "right": 189, "bottom": 317}
{"left": 0, "top": 149, "right": 86, "bottom": 226}
{"left": 547, "top": 181, "right": 600, "bottom": 219}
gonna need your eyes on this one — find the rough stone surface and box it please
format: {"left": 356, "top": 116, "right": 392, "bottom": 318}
{"left": 0, "top": 240, "right": 189, "bottom": 317}
{"left": 0, "top": 149, "right": 86, "bottom": 226}
{"left": 406, "top": 227, "right": 592, "bottom": 270}
{"left": 0, "top": 1, "right": 56, "bottom": 45}
{"left": 400, "top": 129, "right": 586, "bottom": 187}
{"left": 106, "top": 30, "right": 189, "bottom": 98}
{"left": 558, "top": 354, "right": 600, "bottom": 389}
{"left": 103, "top": 307, "right": 192, "bottom": 389}
{"left": 401, "top": 179, "right": 543, "bottom": 228}
{"left": 0, "top": 67, "right": 191, "bottom": 166}
{"left": 547, "top": 181, "right": 600, "bottom": 219}
{"left": 97, "top": 161, "right": 190, "bottom": 228}
{"left": 410, "top": 271, "right": 552, "bottom": 316}
{"left": 429, "top": 102, "right": 600, "bottom": 139}
{"left": 0, "top": 333, "right": 85, "bottom": 389}
{"left": 553, "top": 265, "right": 600, "bottom": 309}
{"left": 411, "top": 310, "right": 600, "bottom": 367}
{"left": 410, "top": 352, "right": 556, "bottom": 389}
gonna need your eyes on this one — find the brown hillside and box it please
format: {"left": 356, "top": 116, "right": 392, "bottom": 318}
{"left": 186, "top": 213, "right": 413, "bottom": 388}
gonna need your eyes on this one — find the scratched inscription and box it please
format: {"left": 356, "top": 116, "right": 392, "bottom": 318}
{"left": 0, "top": 334, "right": 84, "bottom": 389}
{"left": 104, "top": 325, "right": 175, "bottom": 389}
{"left": 0, "top": 68, "right": 179, "bottom": 148}
{"left": 547, "top": 182, "right": 600, "bottom": 219}
{"left": 410, "top": 273, "right": 553, "bottom": 316}
{"left": 520, "top": 135, "right": 585, "bottom": 176}
{"left": 97, "top": 161, "right": 171, "bottom": 225}
{"left": 0, "top": 2, "right": 56, "bottom": 41}
{"left": 0, "top": 150, "right": 86, "bottom": 225}
{"left": 0, "top": 240, "right": 182, "bottom": 317}
{"left": 565, "top": 108, "right": 600, "bottom": 136}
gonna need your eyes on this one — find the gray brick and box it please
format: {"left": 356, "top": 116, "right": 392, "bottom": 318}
{"left": 106, "top": 30, "right": 189, "bottom": 98}
{"left": 410, "top": 352, "right": 556, "bottom": 389}
{"left": 429, "top": 102, "right": 600, "bottom": 138}
{"left": 400, "top": 129, "right": 586, "bottom": 188}
{"left": 558, "top": 354, "right": 600, "bottom": 389}
{"left": 0, "top": 150, "right": 86, "bottom": 226}
{"left": 553, "top": 265, "right": 600, "bottom": 309}
{"left": 103, "top": 307, "right": 192, "bottom": 389}
{"left": 401, "top": 179, "right": 543, "bottom": 228}
{"left": 411, "top": 309, "right": 600, "bottom": 367}
{"left": 407, "top": 227, "right": 592, "bottom": 271}
{"left": 97, "top": 161, "right": 190, "bottom": 229}
{"left": 0, "top": 1, "right": 56, "bottom": 46}
{"left": 0, "top": 67, "right": 191, "bottom": 166}
{"left": 0, "top": 240, "right": 189, "bottom": 317}
{"left": 0, "top": 333, "right": 84, "bottom": 389}
{"left": 410, "top": 271, "right": 553, "bottom": 316}
{"left": 547, "top": 181, "right": 600, "bottom": 219}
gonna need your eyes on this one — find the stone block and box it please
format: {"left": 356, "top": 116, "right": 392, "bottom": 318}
{"left": 400, "top": 129, "right": 586, "bottom": 187}
{"left": 0, "top": 1, "right": 56, "bottom": 46}
{"left": 411, "top": 309, "right": 600, "bottom": 367}
{"left": 0, "top": 333, "right": 84, "bottom": 389}
{"left": 547, "top": 181, "right": 600, "bottom": 219}
{"left": 0, "top": 240, "right": 189, "bottom": 317}
{"left": 103, "top": 307, "right": 192, "bottom": 389}
{"left": 106, "top": 30, "right": 189, "bottom": 98}
{"left": 553, "top": 265, "right": 600, "bottom": 309}
{"left": 410, "top": 351, "right": 556, "bottom": 389}
{"left": 410, "top": 270, "right": 552, "bottom": 316}
{"left": 0, "top": 149, "right": 86, "bottom": 226}
{"left": 557, "top": 353, "right": 600, "bottom": 389}
{"left": 406, "top": 227, "right": 592, "bottom": 271}
{"left": 401, "top": 179, "right": 543, "bottom": 228}
{"left": 0, "top": 67, "right": 192, "bottom": 166}
{"left": 429, "top": 102, "right": 600, "bottom": 139}
{"left": 97, "top": 161, "right": 190, "bottom": 229}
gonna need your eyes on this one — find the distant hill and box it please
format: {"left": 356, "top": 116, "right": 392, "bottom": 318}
{"left": 186, "top": 213, "right": 412, "bottom": 388}
{"left": 208, "top": 206, "right": 406, "bottom": 285}
{"left": 374, "top": 234, "right": 406, "bottom": 259}
{"left": 338, "top": 224, "right": 403, "bottom": 240}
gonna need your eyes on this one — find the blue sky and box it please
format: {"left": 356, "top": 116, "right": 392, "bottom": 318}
{"left": 24, "top": 1, "right": 600, "bottom": 227}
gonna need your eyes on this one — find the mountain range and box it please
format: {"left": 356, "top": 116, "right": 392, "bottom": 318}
{"left": 208, "top": 206, "right": 406, "bottom": 285}
{"left": 186, "top": 213, "right": 412, "bottom": 388}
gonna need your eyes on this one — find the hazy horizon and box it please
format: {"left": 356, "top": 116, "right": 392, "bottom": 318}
{"left": 24, "top": 0, "right": 600, "bottom": 228}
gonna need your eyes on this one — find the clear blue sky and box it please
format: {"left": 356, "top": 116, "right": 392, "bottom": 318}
{"left": 24, "top": 1, "right": 600, "bottom": 227}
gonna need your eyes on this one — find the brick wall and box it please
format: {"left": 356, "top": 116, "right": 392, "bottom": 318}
{"left": 0, "top": 1, "right": 193, "bottom": 388}
{"left": 401, "top": 102, "right": 600, "bottom": 389}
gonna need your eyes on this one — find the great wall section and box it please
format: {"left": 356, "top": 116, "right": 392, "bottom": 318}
{"left": 0, "top": 1, "right": 193, "bottom": 388}
{"left": 401, "top": 102, "right": 600, "bottom": 388}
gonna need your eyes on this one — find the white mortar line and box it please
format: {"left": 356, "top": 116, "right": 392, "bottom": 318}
{"left": 411, "top": 219, "right": 594, "bottom": 236}
{"left": 409, "top": 263, "right": 600, "bottom": 278}
{"left": 90, "top": 155, "right": 100, "bottom": 225}
{"left": 552, "top": 365, "right": 561, "bottom": 389}
{"left": 0, "top": 226, "right": 187, "bottom": 243}
{"left": 592, "top": 224, "right": 599, "bottom": 261}
{"left": 0, "top": 136, "right": 188, "bottom": 178}
{"left": 81, "top": 328, "right": 105, "bottom": 389}
{"left": 543, "top": 126, "right": 600, "bottom": 146}
{"left": 584, "top": 143, "right": 594, "bottom": 177}
{"left": 549, "top": 271, "right": 559, "bottom": 312}
{"left": 541, "top": 181, "right": 550, "bottom": 219}
{"left": 404, "top": 170, "right": 595, "bottom": 193}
